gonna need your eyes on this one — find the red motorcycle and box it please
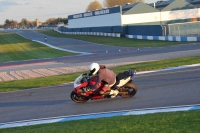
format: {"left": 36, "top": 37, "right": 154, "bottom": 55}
{"left": 70, "top": 69, "right": 137, "bottom": 103}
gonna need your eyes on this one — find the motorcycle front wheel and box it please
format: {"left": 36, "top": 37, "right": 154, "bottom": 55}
{"left": 70, "top": 91, "right": 89, "bottom": 103}
{"left": 120, "top": 83, "right": 137, "bottom": 98}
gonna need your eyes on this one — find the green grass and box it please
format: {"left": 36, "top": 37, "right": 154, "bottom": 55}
{"left": 0, "top": 32, "right": 75, "bottom": 63}
{"left": 0, "top": 73, "right": 82, "bottom": 92}
{"left": 0, "top": 110, "right": 199, "bottom": 133}
{"left": 38, "top": 30, "right": 190, "bottom": 47}
{"left": 111, "top": 55, "right": 200, "bottom": 73}
{"left": 0, "top": 55, "right": 200, "bottom": 92}
{"left": 0, "top": 31, "right": 199, "bottom": 133}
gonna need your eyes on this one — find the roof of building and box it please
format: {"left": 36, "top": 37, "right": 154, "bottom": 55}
{"left": 122, "top": 2, "right": 138, "bottom": 10}
{"left": 123, "top": 2, "right": 160, "bottom": 15}
{"left": 122, "top": 0, "right": 200, "bottom": 12}
{"left": 148, "top": 0, "right": 174, "bottom": 10}
{"left": 121, "top": 0, "right": 174, "bottom": 11}
{"left": 162, "top": 0, "right": 197, "bottom": 11}
{"left": 186, "top": 0, "right": 200, "bottom": 7}
{"left": 122, "top": 2, "right": 139, "bottom": 14}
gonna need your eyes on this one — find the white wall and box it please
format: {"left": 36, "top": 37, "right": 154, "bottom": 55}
{"left": 161, "top": 8, "right": 198, "bottom": 22}
{"left": 68, "top": 13, "right": 121, "bottom": 28}
{"left": 121, "top": 12, "right": 160, "bottom": 25}
{"left": 198, "top": 8, "right": 200, "bottom": 18}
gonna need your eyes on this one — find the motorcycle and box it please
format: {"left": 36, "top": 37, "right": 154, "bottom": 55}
{"left": 44, "top": 37, "right": 47, "bottom": 42}
{"left": 70, "top": 69, "right": 137, "bottom": 103}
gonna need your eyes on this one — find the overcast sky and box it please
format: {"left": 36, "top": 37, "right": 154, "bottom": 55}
{"left": 0, "top": 0, "right": 158, "bottom": 24}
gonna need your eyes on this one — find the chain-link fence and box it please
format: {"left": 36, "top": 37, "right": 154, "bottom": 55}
{"left": 168, "top": 21, "right": 200, "bottom": 36}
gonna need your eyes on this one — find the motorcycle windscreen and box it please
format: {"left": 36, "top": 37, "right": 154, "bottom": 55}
{"left": 74, "top": 75, "right": 83, "bottom": 88}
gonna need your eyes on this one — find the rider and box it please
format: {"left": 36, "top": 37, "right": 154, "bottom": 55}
{"left": 88, "top": 62, "right": 119, "bottom": 98}
{"left": 44, "top": 36, "right": 47, "bottom": 42}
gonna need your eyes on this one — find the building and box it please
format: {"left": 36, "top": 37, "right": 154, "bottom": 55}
{"left": 161, "top": 0, "right": 198, "bottom": 24}
{"left": 36, "top": 19, "right": 42, "bottom": 27}
{"left": 62, "top": 0, "right": 200, "bottom": 36}
{"left": 122, "top": 2, "right": 161, "bottom": 25}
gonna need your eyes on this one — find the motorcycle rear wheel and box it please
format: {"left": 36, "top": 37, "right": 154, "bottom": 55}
{"left": 70, "top": 91, "right": 89, "bottom": 103}
{"left": 121, "top": 83, "right": 137, "bottom": 98}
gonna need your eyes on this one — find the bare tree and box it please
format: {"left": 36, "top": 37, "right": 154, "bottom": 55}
{"left": 103, "top": 0, "right": 143, "bottom": 8}
{"left": 19, "top": 18, "right": 29, "bottom": 27}
{"left": 29, "top": 21, "right": 36, "bottom": 27}
{"left": 44, "top": 18, "right": 57, "bottom": 25}
{"left": 12, "top": 21, "right": 18, "bottom": 28}
{"left": 4, "top": 19, "right": 19, "bottom": 28}
{"left": 4, "top": 19, "right": 12, "bottom": 28}
{"left": 86, "top": 0, "right": 103, "bottom": 11}
{"left": 44, "top": 18, "right": 68, "bottom": 25}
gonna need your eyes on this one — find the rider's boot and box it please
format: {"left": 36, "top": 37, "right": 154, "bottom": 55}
{"left": 109, "top": 90, "right": 119, "bottom": 98}
{"left": 100, "top": 86, "right": 111, "bottom": 97}
{"left": 101, "top": 91, "right": 110, "bottom": 98}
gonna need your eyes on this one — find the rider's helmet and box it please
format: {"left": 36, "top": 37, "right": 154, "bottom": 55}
{"left": 89, "top": 62, "right": 100, "bottom": 75}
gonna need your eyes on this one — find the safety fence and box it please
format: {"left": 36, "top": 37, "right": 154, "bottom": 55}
{"left": 168, "top": 21, "right": 200, "bottom": 36}
{"left": 55, "top": 29, "right": 200, "bottom": 41}
{"left": 58, "top": 26, "right": 124, "bottom": 33}
{"left": 56, "top": 21, "right": 200, "bottom": 41}
{"left": 55, "top": 30, "right": 121, "bottom": 38}
{"left": 126, "top": 35, "right": 200, "bottom": 42}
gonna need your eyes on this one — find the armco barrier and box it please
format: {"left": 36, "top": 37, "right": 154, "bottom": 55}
{"left": 126, "top": 35, "right": 200, "bottom": 42}
{"left": 64, "top": 32, "right": 121, "bottom": 38}
{"left": 55, "top": 29, "right": 121, "bottom": 38}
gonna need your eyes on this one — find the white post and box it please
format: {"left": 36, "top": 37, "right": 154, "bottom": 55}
{"left": 178, "top": 24, "right": 180, "bottom": 36}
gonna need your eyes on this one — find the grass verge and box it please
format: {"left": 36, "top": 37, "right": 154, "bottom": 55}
{"left": 37, "top": 30, "right": 190, "bottom": 47}
{"left": 0, "top": 32, "right": 75, "bottom": 63}
{"left": 0, "top": 110, "right": 199, "bottom": 133}
{"left": 0, "top": 55, "right": 200, "bottom": 92}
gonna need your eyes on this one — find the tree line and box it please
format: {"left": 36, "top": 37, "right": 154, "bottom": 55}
{"left": 86, "top": 0, "right": 143, "bottom": 11}
{"left": 2, "top": 18, "right": 68, "bottom": 28}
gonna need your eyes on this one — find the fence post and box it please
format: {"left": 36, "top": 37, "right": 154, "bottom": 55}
{"left": 178, "top": 24, "right": 180, "bottom": 36}
{"left": 197, "top": 24, "right": 200, "bottom": 36}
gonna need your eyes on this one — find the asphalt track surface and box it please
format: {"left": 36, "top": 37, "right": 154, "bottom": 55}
{"left": 1, "top": 31, "right": 200, "bottom": 82}
{"left": 0, "top": 31, "right": 200, "bottom": 123}
{"left": 1, "top": 30, "right": 200, "bottom": 66}
{"left": 0, "top": 66, "right": 200, "bottom": 123}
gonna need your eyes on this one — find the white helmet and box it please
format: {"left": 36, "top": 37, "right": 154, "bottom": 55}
{"left": 89, "top": 63, "right": 100, "bottom": 75}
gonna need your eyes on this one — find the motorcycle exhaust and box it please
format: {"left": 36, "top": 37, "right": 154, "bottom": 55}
{"left": 118, "top": 92, "right": 129, "bottom": 95}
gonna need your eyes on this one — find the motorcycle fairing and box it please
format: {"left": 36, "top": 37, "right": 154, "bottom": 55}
{"left": 117, "top": 77, "right": 131, "bottom": 87}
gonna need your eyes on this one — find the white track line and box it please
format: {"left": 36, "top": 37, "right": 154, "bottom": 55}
{"left": 0, "top": 104, "right": 199, "bottom": 129}
{"left": 32, "top": 40, "right": 92, "bottom": 55}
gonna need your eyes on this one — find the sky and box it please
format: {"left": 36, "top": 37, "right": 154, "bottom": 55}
{"left": 0, "top": 0, "right": 158, "bottom": 25}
